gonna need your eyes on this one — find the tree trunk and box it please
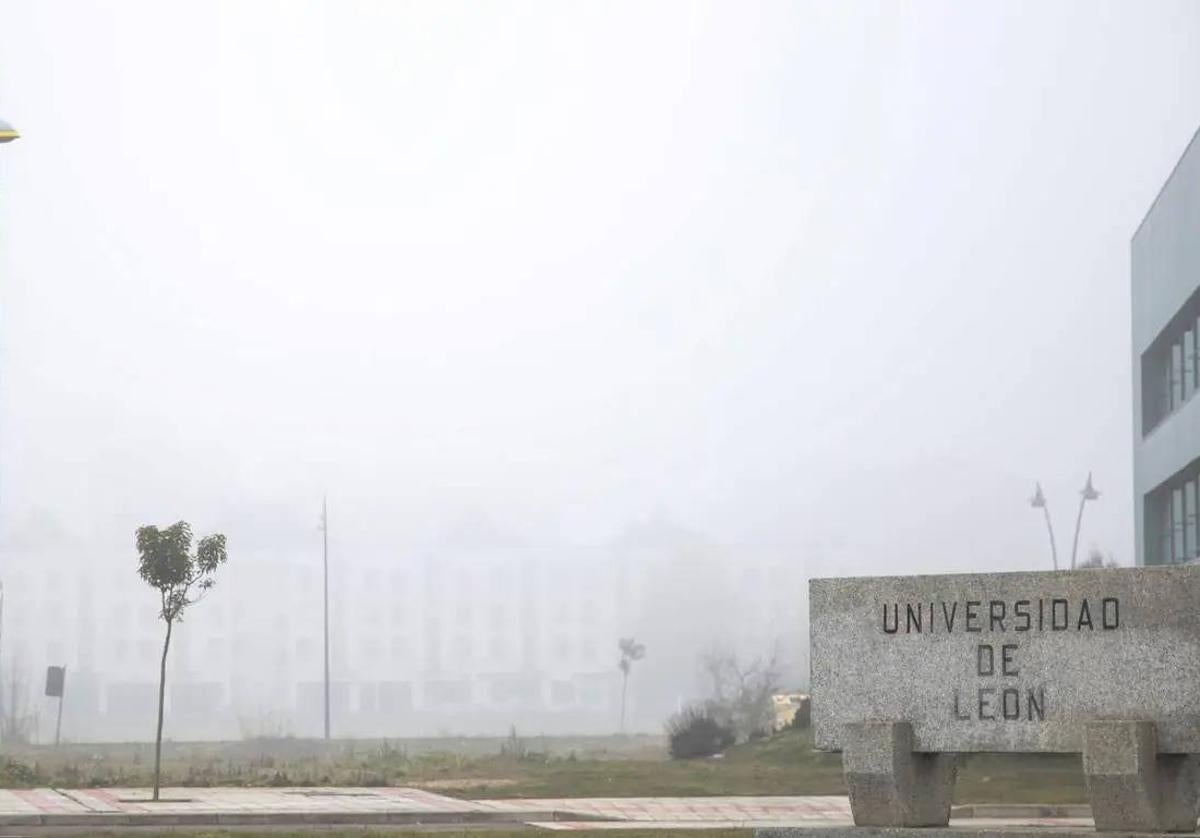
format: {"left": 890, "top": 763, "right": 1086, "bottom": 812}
{"left": 620, "top": 670, "right": 628, "bottom": 734}
{"left": 153, "top": 618, "right": 173, "bottom": 802}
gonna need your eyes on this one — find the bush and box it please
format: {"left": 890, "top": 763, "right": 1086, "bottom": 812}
{"left": 666, "top": 705, "right": 736, "bottom": 759}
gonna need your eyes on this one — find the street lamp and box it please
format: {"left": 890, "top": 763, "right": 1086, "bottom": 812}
{"left": 0, "top": 118, "right": 16, "bottom": 740}
{"left": 318, "top": 496, "right": 330, "bottom": 741}
{"left": 1030, "top": 482, "right": 1059, "bottom": 571}
{"left": 1069, "top": 472, "right": 1100, "bottom": 570}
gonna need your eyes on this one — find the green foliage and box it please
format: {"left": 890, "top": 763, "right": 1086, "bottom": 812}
{"left": 666, "top": 704, "right": 736, "bottom": 759}
{"left": 617, "top": 637, "right": 645, "bottom": 675}
{"left": 137, "top": 521, "right": 228, "bottom": 623}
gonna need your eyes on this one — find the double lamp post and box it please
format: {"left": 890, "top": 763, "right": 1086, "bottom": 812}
{"left": 1030, "top": 473, "right": 1100, "bottom": 570}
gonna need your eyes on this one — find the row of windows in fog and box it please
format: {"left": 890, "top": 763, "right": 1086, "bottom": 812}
{"left": 1149, "top": 466, "right": 1200, "bottom": 565}
{"left": 26, "top": 632, "right": 605, "bottom": 670}
{"left": 45, "top": 676, "right": 614, "bottom": 719}
{"left": 5, "top": 564, "right": 615, "bottom": 594}
{"left": 1143, "top": 286, "right": 1200, "bottom": 433}
{"left": 8, "top": 596, "right": 609, "bottom": 636}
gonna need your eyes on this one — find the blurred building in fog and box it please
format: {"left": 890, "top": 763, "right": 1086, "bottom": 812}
{"left": 1134, "top": 123, "right": 1200, "bottom": 565}
{"left": 0, "top": 517, "right": 807, "bottom": 742}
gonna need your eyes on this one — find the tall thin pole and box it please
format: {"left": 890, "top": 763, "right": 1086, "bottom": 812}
{"left": 1030, "top": 483, "right": 1058, "bottom": 571}
{"left": 1070, "top": 497, "right": 1086, "bottom": 570}
{"left": 54, "top": 665, "right": 65, "bottom": 747}
{"left": 1041, "top": 506, "right": 1059, "bottom": 572}
{"left": 322, "top": 496, "right": 330, "bottom": 741}
{"left": 1070, "top": 473, "right": 1100, "bottom": 570}
{"left": 0, "top": 580, "right": 6, "bottom": 743}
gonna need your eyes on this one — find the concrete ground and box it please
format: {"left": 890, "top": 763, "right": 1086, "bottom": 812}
{"left": 0, "top": 789, "right": 1103, "bottom": 833}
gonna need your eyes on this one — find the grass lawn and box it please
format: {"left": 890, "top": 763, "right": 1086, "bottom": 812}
{"left": 0, "top": 728, "right": 1087, "bottom": 804}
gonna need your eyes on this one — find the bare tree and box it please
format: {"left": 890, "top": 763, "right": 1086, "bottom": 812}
{"left": 699, "top": 642, "right": 783, "bottom": 740}
{"left": 0, "top": 657, "right": 37, "bottom": 745}
{"left": 617, "top": 637, "right": 645, "bottom": 734}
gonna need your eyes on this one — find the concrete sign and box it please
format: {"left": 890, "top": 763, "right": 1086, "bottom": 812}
{"left": 812, "top": 566, "right": 1200, "bottom": 754}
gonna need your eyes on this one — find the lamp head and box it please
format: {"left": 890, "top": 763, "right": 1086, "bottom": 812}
{"left": 1030, "top": 483, "right": 1046, "bottom": 509}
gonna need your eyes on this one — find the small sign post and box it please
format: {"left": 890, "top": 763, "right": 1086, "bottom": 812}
{"left": 44, "top": 665, "right": 65, "bottom": 746}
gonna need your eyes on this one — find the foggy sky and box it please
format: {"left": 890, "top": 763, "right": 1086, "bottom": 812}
{"left": 1, "top": 1, "right": 1199, "bottom": 570}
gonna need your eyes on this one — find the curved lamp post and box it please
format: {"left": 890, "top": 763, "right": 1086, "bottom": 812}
{"left": 1030, "top": 482, "right": 1059, "bottom": 571}
{"left": 1070, "top": 472, "right": 1100, "bottom": 570}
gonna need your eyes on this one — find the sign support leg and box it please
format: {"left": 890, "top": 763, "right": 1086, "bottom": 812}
{"left": 842, "top": 721, "right": 956, "bottom": 827}
{"left": 1084, "top": 720, "right": 1200, "bottom": 832}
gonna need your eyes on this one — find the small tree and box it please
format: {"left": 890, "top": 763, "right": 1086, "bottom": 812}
{"left": 136, "top": 521, "right": 227, "bottom": 801}
{"left": 617, "top": 637, "right": 645, "bottom": 734}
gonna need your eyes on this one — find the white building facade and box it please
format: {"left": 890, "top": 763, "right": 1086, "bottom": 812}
{"left": 1133, "top": 125, "right": 1200, "bottom": 566}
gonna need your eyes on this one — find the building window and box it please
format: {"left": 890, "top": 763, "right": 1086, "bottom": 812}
{"left": 1186, "top": 330, "right": 1197, "bottom": 402}
{"left": 1173, "top": 487, "right": 1186, "bottom": 560}
{"left": 1142, "top": 286, "right": 1200, "bottom": 434}
{"left": 1149, "top": 465, "right": 1200, "bottom": 564}
{"left": 1187, "top": 480, "right": 1198, "bottom": 559}
{"left": 1172, "top": 343, "right": 1185, "bottom": 411}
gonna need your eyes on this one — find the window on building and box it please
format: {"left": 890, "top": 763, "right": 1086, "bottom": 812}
{"left": 1172, "top": 342, "right": 1185, "bottom": 410}
{"left": 550, "top": 680, "right": 576, "bottom": 705}
{"left": 1173, "top": 487, "right": 1186, "bottom": 561}
{"left": 1187, "top": 480, "right": 1199, "bottom": 560}
{"left": 1142, "top": 288, "right": 1200, "bottom": 434}
{"left": 1160, "top": 493, "right": 1174, "bottom": 564}
{"left": 1187, "top": 330, "right": 1197, "bottom": 401}
{"left": 1151, "top": 467, "right": 1200, "bottom": 565}
{"left": 1196, "top": 316, "right": 1200, "bottom": 391}
{"left": 379, "top": 681, "right": 413, "bottom": 712}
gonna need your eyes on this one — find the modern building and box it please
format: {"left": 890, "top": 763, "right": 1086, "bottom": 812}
{"left": 1133, "top": 125, "right": 1200, "bottom": 565}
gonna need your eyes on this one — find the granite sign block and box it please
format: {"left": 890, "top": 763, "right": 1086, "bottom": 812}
{"left": 811, "top": 566, "right": 1200, "bottom": 754}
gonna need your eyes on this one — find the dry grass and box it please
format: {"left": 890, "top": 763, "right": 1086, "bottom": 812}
{"left": 0, "top": 728, "right": 1087, "bottom": 804}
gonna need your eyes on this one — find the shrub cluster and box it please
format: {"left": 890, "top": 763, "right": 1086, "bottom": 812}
{"left": 666, "top": 705, "right": 735, "bottom": 759}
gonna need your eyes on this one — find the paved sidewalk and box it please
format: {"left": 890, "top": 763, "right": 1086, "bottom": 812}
{"left": 0, "top": 788, "right": 1096, "bottom": 831}
{"left": 490, "top": 796, "right": 854, "bottom": 830}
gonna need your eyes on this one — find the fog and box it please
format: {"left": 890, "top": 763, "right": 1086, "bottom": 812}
{"left": 0, "top": 1, "right": 1196, "bottom": 741}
